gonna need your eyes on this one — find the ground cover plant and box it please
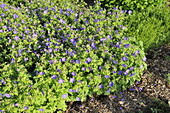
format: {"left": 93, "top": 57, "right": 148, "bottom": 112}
{"left": 0, "top": 1, "right": 148, "bottom": 113}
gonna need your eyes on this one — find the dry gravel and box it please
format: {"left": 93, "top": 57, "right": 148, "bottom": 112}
{"left": 64, "top": 45, "right": 170, "bottom": 113}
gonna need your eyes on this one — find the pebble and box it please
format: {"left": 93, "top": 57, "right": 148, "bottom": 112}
{"left": 118, "top": 101, "right": 124, "bottom": 105}
{"left": 133, "top": 99, "right": 137, "bottom": 101}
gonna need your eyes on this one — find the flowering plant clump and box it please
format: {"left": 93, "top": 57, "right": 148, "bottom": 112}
{"left": 0, "top": 1, "right": 147, "bottom": 112}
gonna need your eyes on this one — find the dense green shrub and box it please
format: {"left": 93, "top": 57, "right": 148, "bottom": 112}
{"left": 0, "top": 1, "right": 147, "bottom": 112}
{"left": 123, "top": 5, "right": 170, "bottom": 51}
{"left": 97, "top": 0, "right": 167, "bottom": 12}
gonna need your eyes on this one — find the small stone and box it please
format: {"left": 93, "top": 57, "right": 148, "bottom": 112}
{"left": 133, "top": 99, "right": 137, "bottom": 101}
{"left": 118, "top": 101, "right": 124, "bottom": 105}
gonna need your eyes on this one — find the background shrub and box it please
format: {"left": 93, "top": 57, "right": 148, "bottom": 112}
{"left": 123, "top": 5, "right": 170, "bottom": 51}
{"left": 96, "top": 0, "right": 167, "bottom": 12}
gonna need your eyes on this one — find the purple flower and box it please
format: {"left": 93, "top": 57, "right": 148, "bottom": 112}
{"left": 70, "top": 38, "right": 75, "bottom": 43}
{"left": 115, "top": 44, "right": 120, "bottom": 48}
{"left": 143, "top": 57, "right": 146, "bottom": 61}
{"left": 48, "top": 48, "right": 53, "bottom": 53}
{"left": 104, "top": 75, "right": 110, "bottom": 78}
{"left": 109, "top": 81, "right": 114, "bottom": 87}
{"left": 140, "top": 65, "right": 144, "bottom": 69}
{"left": 14, "top": 103, "right": 19, "bottom": 106}
{"left": 76, "top": 97, "right": 81, "bottom": 101}
{"left": 60, "top": 19, "right": 66, "bottom": 24}
{"left": 124, "top": 69, "right": 129, "bottom": 75}
{"left": 113, "top": 7, "right": 118, "bottom": 10}
{"left": 100, "top": 38, "right": 107, "bottom": 42}
{"left": 2, "top": 25, "right": 7, "bottom": 29}
{"left": 128, "top": 10, "right": 132, "bottom": 14}
{"left": 14, "top": 81, "right": 18, "bottom": 84}
{"left": 66, "top": 50, "right": 69, "bottom": 54}
{"left": 76, "top": 60, "right": 80, "bottom": 64}
{"left": 49, "top": 60, "right": 53, "bottom": 64}
{"left": 118, "top": 71, "right": 123, "bottom": 75}
{"left": 105, "top": 88, "right": 110, "bottom": 93}
{"left": 99, "top": 84, "right": 104, "bottom": 88}
{"left": 65, "top": 12, "right": 70, "bottom": 16}
{"left": 122, "top": 64, "right": 127, "bottom": 67}
{"left": 0, "top": 30, "right": 3, "bottom": 33}
{"left": 112, "top": 71, "right": 116, "bottom": 73}
{"left": 82, "top": 67, "right": 86, "bottom": 71}
{"left": 46, "top": 42, "right": 50, "bottom": 46}
{"left": 62, "top": 94, "right": 67, "bottom": 98}
{"left": 21, "top": 20, "right": 25, "bottom": 23}
{"left": 61, "top": 58, "right": 66, "bottom": 62}
{"left": 124, "top": 44, "right": 130, "bottom": 48}
{"left": 39, "top": 72, "right": 45, "bottom": 75}
{"left": 112, "top": 55, "right": 115, "bottom": 57}
{"left": 13, "top": 14, "right": 19, "bottom": 19}
{"left": 124, "top": 53, "right": 128, "bottom": 56}
{"left": 132, "top": 53, "right": 137, "bottom": 57}
{"left": 107, "top": 35, "right": 112, "bottom": 39}
{"left": 58, "top": 79, "right": 64, "bottom": 83}
{"left": 55, "top": 48, "right": 59, "bottom": 51}
{"left": 24, "top": 106, "right": 28, "bottom": 110}
{"left": 136, "top": 81, "right": 140, "bottom": 84}
{"left": 71, "top": 72, "right": 76, "bottom": 76}
{"left": 124, "top": 37, "right": 128, "bottom": 40}
{"left": 44, "top": 10, "right": 48, "bottom": 14}
{"left": 18, "top": 49, "right": 22, "bottom": 54}
{"left": 60, "top": 8, "right": 63, "bottom": 14}
{"left": 4, "top": 93, "right": 12, "bottom": 98}
{"left": 91, "top": 43, "right": 96, "bottom": 48}
{"left": 130, "top": 73, "right": 135, "bottom": 77}
{"left": 69, "top": 89, "right": 74, "bottom": 92}
{"left": 136, "top": 50, "right": 140, "bottom": 54}
{"left": 0, "top": 4, "right": 6, "bottom": 8}
{"left": 1, "top": 13, "right": 5, "bottom": 17}
{"left": 39, "top": 109, "right": 44, "bottom": 111}
{"left": 57, "top": 69, "right": 62, "bottom": 73}
{"left": 70, "top": 78, "right": 75, "bottom": 83}
{"left": 86, "top": 57, "right": 92, "bottom": 63}
{"left": 88, "top": 67, "right": 93, "bottom": 71}
{"left": 98, "top": 66, "right": 102, "bottom": 70}
{"left": 138, "top": 87, "right": 143, "bottom": 91}
{"left": 112, "top": 96, "right": 118, "bottom": 98}
{"left": 129, "top": 67, "right": 134, "bottom": 70}
{"left": 85, "top": 20, "right": 89, "bottom": 24}
{"left": 14, "top": 36, "right": 19, "bottom": 41}
{"left": 130, "top": 88, "right": 135, "bottom": 91}
{"left": 51, "top": 75, "right": 57, "bottom": 79}
{"left": 113, "top": 60, "right": 118, "bottom": 64}
{"left": 11, "top": 58, "right": 15, "bottom": 63}
{"left": 75, "top": 89, "right": 80, "bottom": 92}
{"left": 70, "top": 60, "right": 75, "bottom": 63}
{"left": 13, "top": 30, "right": 17, "bottom": 34}
{"left": 115, "top": 30, "right": 119, "bottom": 34}
{"left": 122, "top": 57, "right": 128, "bottom": 61}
